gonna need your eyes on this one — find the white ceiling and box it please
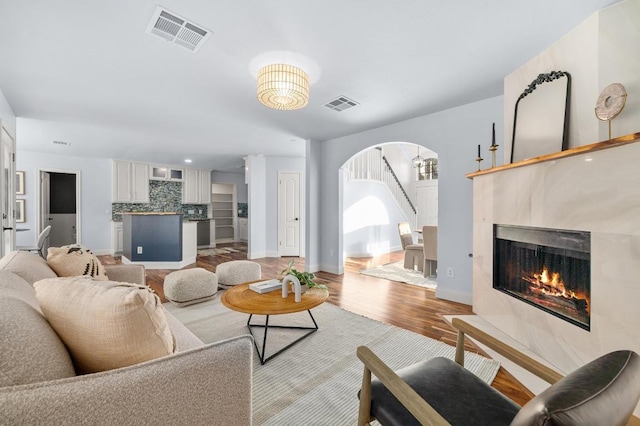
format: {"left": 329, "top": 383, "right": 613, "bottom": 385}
{"left": 0, "top": 0, "right": 619, "bottom": 172}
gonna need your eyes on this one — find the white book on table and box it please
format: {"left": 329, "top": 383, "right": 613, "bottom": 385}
{"left": 249, "top": 279, "right": 282, "bottom": 294}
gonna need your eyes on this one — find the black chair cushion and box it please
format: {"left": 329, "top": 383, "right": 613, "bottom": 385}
{"left": 511, "top": 350, "right": 640, "bottom": 426}
{"left": 368, "top": 357, "right": 520, "bottom": 426}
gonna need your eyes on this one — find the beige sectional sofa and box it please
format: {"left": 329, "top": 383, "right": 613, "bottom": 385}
{"left": 0, "top": 251, "right": 253, "bottom": 425}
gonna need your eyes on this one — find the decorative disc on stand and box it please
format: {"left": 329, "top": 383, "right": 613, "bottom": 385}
{"left": 595, "top": 83, "right": 627, "bottom": 139}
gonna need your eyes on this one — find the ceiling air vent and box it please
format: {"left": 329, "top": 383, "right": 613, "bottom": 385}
{"left": 323, "top": 96, "right": 360, "bottom": 112}
{"left": 146, "top": 6, "right": 212, "bottom": 53}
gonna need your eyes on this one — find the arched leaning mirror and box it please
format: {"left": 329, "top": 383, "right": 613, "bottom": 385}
{"left": 510, "top": 71, "right": 571, "bottom": 163}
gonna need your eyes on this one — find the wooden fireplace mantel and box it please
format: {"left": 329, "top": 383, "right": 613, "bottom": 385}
{"left": 466, "top": 131, "right": 640, "bottom": 179}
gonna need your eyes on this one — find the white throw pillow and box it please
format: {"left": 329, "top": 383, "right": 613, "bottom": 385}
{"left": 47, "top": 245, "right": 108, "bottom": 280}
{"left": 34, "top": 277, "right": 176, "bottom": 374}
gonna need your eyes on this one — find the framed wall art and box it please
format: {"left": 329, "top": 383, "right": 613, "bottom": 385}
{"left": 16, "top": 171, "right": 25, "bottom": 195}
{"left": 16, "top": 199, "right": 25, "bottom": 223}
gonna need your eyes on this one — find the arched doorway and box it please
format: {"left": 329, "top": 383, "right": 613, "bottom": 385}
{"left": 340, "top": 142, "right": 438, "bottom": 284}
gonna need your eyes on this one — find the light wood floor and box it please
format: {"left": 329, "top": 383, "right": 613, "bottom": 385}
{"left": 99, "top": 243, "right": 533, "bottom": 406}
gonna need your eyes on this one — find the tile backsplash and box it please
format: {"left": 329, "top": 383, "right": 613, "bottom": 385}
{"left": 238, "top": 202, "right": 248, "bottom": 218}
{"left": 112, "top": 181, "right": 208, "bottom": 221}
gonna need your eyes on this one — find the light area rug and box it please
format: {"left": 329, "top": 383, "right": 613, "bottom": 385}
{"left": 164, "top": 296, "right": 500, "bottom": 426}
{"left": 359, "top": 261, "right": 437, "bottom": 290}
{"left": 197, "top": 247, "right": 241, "bottom": 256}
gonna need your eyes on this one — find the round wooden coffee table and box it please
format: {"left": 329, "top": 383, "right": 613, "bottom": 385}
{"left": 221, "top": 282, "right": 329, "bottom": 364}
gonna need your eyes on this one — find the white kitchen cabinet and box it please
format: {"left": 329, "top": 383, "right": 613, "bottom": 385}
{"left": 113, "top": 161, "right": 131, "bottom": 202}
{"left": 150, "top": 165, "right": 183, "bottom": 181}
{"left": 182, "top": 168, "right": 199, "bottom": 203}
{"left": 112, "top": 160, "right": 149, "bottom": 203}
{"left": 112, "top": 221, "right": 124, "bottom": 255}
{"left": 238, "top": 218, "right": 248, "bottom": 242}
{"left": 199, "top": 170, "right": 211, "bottom": 203}
{"left": 182, "top": 169, "right": 211, "bottom": 204}
{"left": 131, "top": 162, "right": 150, "bottom": 202}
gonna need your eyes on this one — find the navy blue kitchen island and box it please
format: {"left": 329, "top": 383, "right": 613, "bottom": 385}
{"left": 121, "top": 213, "right": 197, "bottom": 269}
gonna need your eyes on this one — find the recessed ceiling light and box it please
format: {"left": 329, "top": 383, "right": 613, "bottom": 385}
{"left": 184, "top": 159, "right": 193, "bottom": 163}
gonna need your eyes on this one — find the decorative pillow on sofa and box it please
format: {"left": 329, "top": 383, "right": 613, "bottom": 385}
{"left": 0, "top": 250, "right": 58, "bottom": 285}
{"left": 34, "top": 277, "right": 176, "bottom": 374}
{"left": 46, "top": 245, "right": 108, "bottom": 280}
{"left": 0, "top": 271, "right": 76, "bottom": 386}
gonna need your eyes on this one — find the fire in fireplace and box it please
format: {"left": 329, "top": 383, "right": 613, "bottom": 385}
{"left": 493, "top": 225, "right": 591, "bottom": 330}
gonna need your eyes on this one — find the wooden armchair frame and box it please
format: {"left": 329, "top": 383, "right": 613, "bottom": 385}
{"left": 357, "top": 317, "right": 640, "bottom": 426}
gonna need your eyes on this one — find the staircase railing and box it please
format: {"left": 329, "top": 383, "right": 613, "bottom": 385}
{"left": 381, "top": 155, "right": 416, "bottom": 213}
{"left": 346, "top": 148, "right": 417, "bottom": 226}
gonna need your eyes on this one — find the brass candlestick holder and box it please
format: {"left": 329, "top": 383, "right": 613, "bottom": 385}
{"left": 476, "top": 156, "right": 483, "bottom": 171}
{"left": 489, "top": 143, "right": 499, "bottom": 168}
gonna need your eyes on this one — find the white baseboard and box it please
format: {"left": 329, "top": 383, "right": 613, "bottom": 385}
{"left": 435, "top": 287, "right": 472, "bottom": 305}
{"left": 93, "top": 249, "right": 113, "bottom": 256}
{"left": 247, "top": 251, "right": 306, "bottom": 259}
{"left": 247, "top": 251, "right": 267, "bottom": 260}
{"left": 121, "top": 255, "right": 196, "bottom": 270}
{"left": 197, "top": 244, "right": 216, "bottom": 249}
{"left": 319, "top": 263, "right": 342, "bottom": 275}
{"left": 306, "top": 263, "right": 320, "bottom": 273}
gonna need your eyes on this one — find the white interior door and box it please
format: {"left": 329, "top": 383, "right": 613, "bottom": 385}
{"left": 278, "top": 171, "right": 300, "bottom": 257}
{"left": 1, "top": 124, "right": 15, "bottom": 256}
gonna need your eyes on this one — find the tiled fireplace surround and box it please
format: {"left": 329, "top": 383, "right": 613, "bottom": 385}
{"left": 471, "top": 137, "right": 640, "bottom": 403}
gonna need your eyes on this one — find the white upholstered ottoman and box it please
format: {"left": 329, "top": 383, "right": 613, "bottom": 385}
{"left": 215, "top": 260, "right": 261, "bottom": 288}
{"left": 164, "top": 267, "right": 218, "bottom": 307}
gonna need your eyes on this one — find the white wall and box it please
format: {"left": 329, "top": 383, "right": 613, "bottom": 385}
{"left": 246, "top": 155, "right": 306, "bottom": 259}
{"left": 314, "top": 95, "right": 504, "bottom": 304}
{"left": 212, "top": 170, "right": 247, "bottom": 203}
{"left": 265, "top": 156, "right": 305, "bottom": 257}
{"left": 305, "top": 139, "right": 320, "bottom": 272}
{"left": 343, "top": 178, "right": 407, "bottom": 257}
{"left": 504, "top": 15, "right": 599, "bottom": 162}
{"left": 598, "top": 0, "right": 640, "bottom": 141}
{"left": 476, "top": 1, "right": 640, "bottom": 413}
{"left": 246, "top": 155, "right": 266, "bottom": 259}
{"left": 504, "top": 0, "right": 640, "bottom": 161}
{"left": 15, "top": 150, "right": 112, "bottom": 253}
{"left": 0, "top": 89, "right": 16, "bottom": 136}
